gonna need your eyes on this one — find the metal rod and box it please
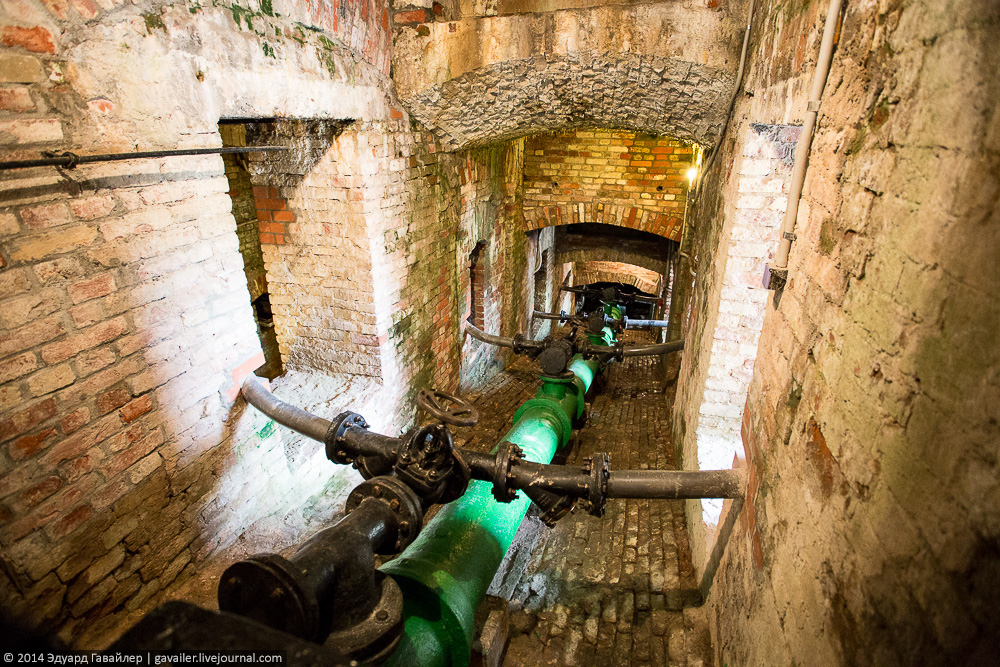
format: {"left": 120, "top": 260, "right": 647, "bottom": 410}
{"left": 623, "top": 318, "right": 671, "bottom": 328}
{"left": 607, "top": 469, "right": 744, "bottom": 499}
{"left": 0, "top": 146, "right": 288, "bottom": 171}
{"left": 532, "top": 310, "right": 570, "bottom": 321}
{"left": 241, "top": 375, "right": 331, "bottom": 442}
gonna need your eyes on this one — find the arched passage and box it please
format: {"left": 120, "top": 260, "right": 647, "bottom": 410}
{"left": 401, "top": 52, "right": 733, "bottom": 152}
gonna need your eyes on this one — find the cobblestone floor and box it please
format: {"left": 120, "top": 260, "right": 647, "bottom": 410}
{"left": 453, "top": 332, "right": 714, "bottom": 667}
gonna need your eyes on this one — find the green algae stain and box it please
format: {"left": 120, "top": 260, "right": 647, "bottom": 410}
{"left": 143, "top": 13, "right": 166, "bottom": 34}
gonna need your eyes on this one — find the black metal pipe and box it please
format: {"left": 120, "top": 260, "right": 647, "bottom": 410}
{"left": 464, "top": 320, "right": 516, "bottom": 348}
{"left": 0, "top": 146, "right": 288, "bottom": 171}
{"left": 242, "top": 375, "right": 331, "bottom": 441}
{"left": 241, "top": 377, "right": 743, "bottom": 504}
{"left": 340, "top": 427, "right": 402, "bottom": 459}
{"left": 621, "top": 339, "right": 685, "bottom": 357}
{"left": 607, "top": 469, "right": 743, "bottom": 499}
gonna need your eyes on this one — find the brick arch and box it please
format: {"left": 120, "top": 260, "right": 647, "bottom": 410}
{"left": 557, "top": 246, "right": 668, "bottom": 279}
{"left": 525, "top": 202, "right": 683, "bottom": 241}
{"left": 401, "top": 51, "right": 733, "bottom": 152}
{"left": 572, "top": 261, "right": 662, "bottom": 296}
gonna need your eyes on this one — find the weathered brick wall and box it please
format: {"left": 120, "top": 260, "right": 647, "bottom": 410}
{"left": 674, "top": 1, "right": 1000, "bottom": 664}
{"left": 677, "top": 123, "right": 798, "bottom": 560}
{"left": 0, "top": 0, "right": 437, "bottom": 647}
{"left": 456, "top": 140, "right": 534, "bottom": 393}
{"left": 523, "top": 130, "right": 692, "bottom": 241}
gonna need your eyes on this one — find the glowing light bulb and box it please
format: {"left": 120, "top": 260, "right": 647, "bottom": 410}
{"left": 686, "top": 167, "right": 698, "bottom": 184}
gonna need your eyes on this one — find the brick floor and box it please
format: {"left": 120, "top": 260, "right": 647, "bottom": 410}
{"left": 451, "top": 331, "right": 714, "bottom": 667}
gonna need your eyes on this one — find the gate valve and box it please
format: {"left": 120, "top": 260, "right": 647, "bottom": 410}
{"left": 394, "top": 423, "right": 471, "bottom": 506}
{"left": 537, "top": 338, "right": 575, "bottom": 377}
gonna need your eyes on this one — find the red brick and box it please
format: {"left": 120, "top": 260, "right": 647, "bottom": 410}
{"left": 259, "top": 232, "right": 275, "bottom": 245}
{"left": 41, "top": 316, "right": 127, "bottom": 363}
{"left": 255, "top": 198, "right": 286, "bottom": 211}
{"left": 9, "top": 427, "right": 56, "bottom": 459}
{"left": 88, "top": 98, "right": 113, "bottom": 114}
{"left": 60, "top": 407, "right": 90, "bottom": 434}
{"left": 394, "top": 9, "right": 428, "bottom": 24}
{"left": 0, "top": 315, "right": 64, "bottom": 359}
{"left": 259, "top": 222, "right": 285, "bottom": 234}
{"left": 272, "top": 210, "right": 295, "bottom": 222}
{"left": 38, "top": 0, "right": 69, "bottom": 19}
{"left": 61, "top": 450, "right": 101, "bottom": 482}
{"left": 390, "top": 107, "right": 403, "bottom": 119}
{"left": 382, "top": 8, "right": 389, "bottom": 30}
{"left": 15, "top": 475, "right": 64, "bottom": 511}
{"left": 104, "top": 429, "right": 161, "bottom": 479}
{"left": 48, "top": 505, "right": 93, "bottom": 540}
{"left": 70, "top": 300, "right": 104, "bottom": 328}
{"left": 41, "top": 413, "right": 118, "bottom": 466}
{"left": 0, "top": 398, "right": 56, "bottom": 444}
{"left": 0, "top": 85, "right": 33, "bottom": 111}
{"left": 74, "top": 346, "right": 116, "bottom": 376}
{"left": 67, "top": 0, "right": 97, "bottom": 19}
{"left": 251, "top": 186, "right": 268, "bottom": 198}
{"left": 96, "top": 387, "right": 130, "bottom": 415}
{"left": 120, "top": 394, "right": 152, "bottom": 423}
{"left": 256, "top": 209, "right": 271, "bottom": 222}
{"left": 1, "top": 26, "right": 55, "bottom": 54}
{"left": 273, "top": 235, "right": 285, "bottom": 245}
{"left": 20, "top": 202, "right": 73, "bottom": 230}
{"left": 0, "top": 351, "right": 37, "bottom": 384}
{"left": 70, "top": 195, "right": 115, "bottom": 220}
{"left": 67, "top": 272, "right": 115, "bottom": 304}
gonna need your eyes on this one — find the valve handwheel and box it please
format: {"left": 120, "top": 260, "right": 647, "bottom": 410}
{"left": 416, "top": 389, "right": 480, "bottom": 427}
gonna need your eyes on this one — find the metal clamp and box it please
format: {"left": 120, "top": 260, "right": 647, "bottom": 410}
{"left": 491, "top": 441, "right": 524, "bottom": 503}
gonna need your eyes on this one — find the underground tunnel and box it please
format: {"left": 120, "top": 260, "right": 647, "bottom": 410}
{"left": 0, "top": 0, "right": 998, "bottom": 666}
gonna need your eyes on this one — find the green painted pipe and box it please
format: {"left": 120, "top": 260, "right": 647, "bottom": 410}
{"left": 381, "top": 355, "right": 601, "bottom": 667}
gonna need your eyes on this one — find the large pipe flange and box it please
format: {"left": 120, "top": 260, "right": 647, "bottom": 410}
{"left": 346, "top": 477, "right": 423, "bottom": 554}
{"left": 491, "top": 441, "right": 524, "bottom": 502}
{"left": 325, "top": 411, "right": 369, "bottom": 464}
{"left": 585, "top": 452, "right": 610, "bottom": 517}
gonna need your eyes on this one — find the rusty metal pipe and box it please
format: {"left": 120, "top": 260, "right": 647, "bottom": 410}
{"left": 607, "top": 469, "right": 743, "bottom": 499}
{"left": 464, "top": 320, "right": 516, "bottom": 348}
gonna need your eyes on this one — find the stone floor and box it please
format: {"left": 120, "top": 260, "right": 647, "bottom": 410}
{"left": 452, "top": 332, "right": 714, "bottom": 667}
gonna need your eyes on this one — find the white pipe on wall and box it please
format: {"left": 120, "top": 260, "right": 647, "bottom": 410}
{"left": 772, "top": 0, "right": 845, "bottom": 270}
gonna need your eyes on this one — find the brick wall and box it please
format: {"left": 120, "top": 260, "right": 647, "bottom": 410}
{"left": 683, "top": 123, "right": 798, "bottom": 541}
{"left": 673, "top": 1, "right": 1000, "bottom": 664}
{"left": 0, "top": 0, "right": 471, "bottom": 647}
{"left": 523, "top": 130, "right": 692, "bottom": 241}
